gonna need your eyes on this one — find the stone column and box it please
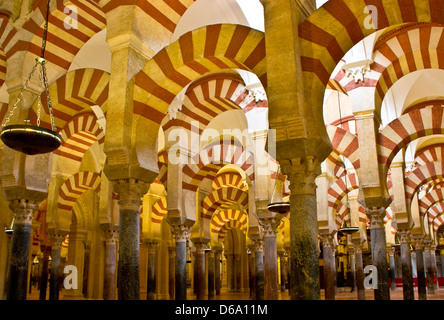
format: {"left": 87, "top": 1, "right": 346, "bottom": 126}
{"left": 285, "top": 247, "right": 291, "bottom": 294}
{"left": 251, "top": 238, "right": 264, "bottom": 300}
{"left": 207, "top": 249, "right": 215, "bottom": 300}
{"left": 387, "top": 246, "right": 397, "bottom": 291}
{"left": 101, "top": 224, "right": 118, "bottom": 300}
{"left": 349, "top": 246, "right": 357, "bottom": 292}
{"left": 248, "top": 247, "right": 255, "bottom": 298}
{"left": 258, "top": 216, "right": 281, "bottom": 300}
{"left": 367, "top": 207, "right": 390, "bottom": 300}
{"left": 39, "top": 245, "right": 51, "bottom": 300}
{"left": 431, "top": 245, "right": 439, "bottom": 290}
{"left": 192, "top": 240, "right": 207, "bottom": 300}
{"left": 320, "top": 234, "right": 335, "bottom": 300}
{"left": 48, "top": 232, "right": 66, "bottom": 300}
{"left": 278, "top": 252, "right": 285, "bottom": 292}
{"left": 145, "top": 241, "right": 159, "bottom": 300}
{"left": 168, "top": 246, "right": 175, "bottom": 300}
{"left": 214, "top": 247, "right": 222, "bottom": 296}
{"left": 284, "top": 158, "right": 321, "bottom": 300}
{"left": 355, "top": 245, "right": 365, "bottom": 300}
{"left": 171, "top": 224, "right": 191, "bottom": 300}
{"left": 411, "top": 238, "right": 427, "bottom": 300}
{"left": 113, "top": 179, "right": 149, "bottom": 300}
{"left": 398, "top": 230, "right": 414, "bottom": 300}
{"left": 424, "top": 241, "right": 435, "bottom": 294}
{"left": 7, "top": 199, "right": 38, "bottom": 300}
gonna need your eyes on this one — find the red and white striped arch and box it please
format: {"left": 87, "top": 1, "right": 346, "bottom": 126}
{"left": 132, "top": 24, "right": 266, "bottom": 127}
{"left": 151, "top": 195, "right": 167, "bottom": 224}
{"left": 419, "top": 188, "right": 444, "bottom": 217}
{"left": 415, "top": 142, "right": 444, "bottom": 166}
{"left": 6, "top": 0, "right": 106, "bottom": 72}
{"left": 377, "top": 106, "right": 444, "bottom": 176}
{"left": 212, "top": 171, "right": 247, "bottom": 192}
{"left": 217, "top": 220, "right": 247, "bottom": 243}
{"left": 335, "top": 202, "right": 367, "bottom": 230}
{"left": 326, "top": 125, "right": 360, "bottom": 170}
{"left": 405, "top": 162, "right": 444, "bottom": 203}
{"left": 210, "top": 209, "right": 248, "bottom": 237}
{"left": 54, "top": 112, "right": 105, "bottom": 162}
{"left": 328, "top": 172, "right": 359, "bottom": 216}
{"left": 182, "top": 138, "right": 254, "bottom": 191}
{"left": 29, "top": 68, "right": 110, "bottom": 131}
{"left": 57, "top": 171, "right": 101, "bottom": 214}
{"left": 201, "top": 186, "right": 248, "bottom": 220}
{"left": 426, "top": 202, "right": 444, "bottom": 230}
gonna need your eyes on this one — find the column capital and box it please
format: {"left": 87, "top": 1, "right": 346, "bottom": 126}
{"left": 366, "top": 207, "right": 386, "bottom": 229}
{"left": 320, "top": 234, "right": 334, "bottom": 248}
{"left": 101, "top": 224, "right": 119, "bottom": 246}
{"left": 398, "top": 229, "right": 412, "bottom": 244}
{"left": 386, "top": 246, "right": 396, "bottom": 255}
{"left": 48, "top": 231, "right": 68, "bottom": 250}
{"left": 411, "top": 237, "right": 424, "bottom": 250}
{"left": 170, "top": 224, "right": 191, "bottom": 243}
{"left": 281, "top": 156, "right": 320, "bottom": 195}
{"left": 258, "top": 216, "right": 282, "bottom": 238}
{"left": 192, "top": 240, "right": 208, "bottom": 254}
{"left": 9, "top": 199, "right": 38, "bottom": 225}
{"left": 250, "top": 238, "right": 264, "bottom": 252}
{"left": 145, "top": 240, "right": 159, "bottom": 254}
{"left": 112, "top": 178, "right": 150, "bottom": 211}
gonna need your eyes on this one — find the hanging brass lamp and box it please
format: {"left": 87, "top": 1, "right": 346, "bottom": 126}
{"left": 0, "top": 0, "right": 61, "bottom": 155}
{"left": 267, "top": 165, "right": 290, "bottom": 214}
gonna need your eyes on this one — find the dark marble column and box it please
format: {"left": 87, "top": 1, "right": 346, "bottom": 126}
{"left": 367, "top": 207, "right": 390, "bottom": 300}
{"left": 355, "top": 246, "right": 365, "bottom": 300}
{"left": 412, "top": 238, "right": 427, "bottom": 300}
{"left": 285, "top": 248, "right": 291, "bottom": 294}
{"left": 387, "top": 246, "right": 397, "bottom": 291}
{"left": 146, "top": 241, "right": 159, "bottom": 300}
{"left": 259, "top": 216, "right": 281, "bottom": 300}
{"left": 7, "top": 199, "right": 38, "bottom": 300}
{"left": 252, "top": 238, "right": 264, "bottom": 300}
{"left": 226, "top": 253, "right": 234, "bottom": 291}
{"left": 399, "top": 230, "right": 414, "bottom": 300}
{"left": 247, "top": 245, "right": 256, "bottom": 299}
{"left": 431, "top": 246, "right": 439, "bottom": 290}
{"left": 424, "top": 242, "right": 435, "bottom": 294}
{"left": 234, "top": 253, "right": 241, "bottom": 292}
{"left": 278, "top": 252, "right": 285, "bottom": 292}
{"left": 48, "top": 232, "right": 66, "bottom": 300}
{"left": 170, "top": 225, "right": 191, "bottom": 300}
{"left": 39, "top": 246, "right": 51, "bottom": 300}
{"left": 113, "top": 179, "right": 149, "bottom": 300}
{"left": 101, "top": 224, "right": 118, "bottom": 300}
{"left": 192, "top": 240, "right": 207, "bottom": 300}
{"left": 286, "top": 160, "right": 321, "bottom": 300}
{"left": 321, "top": 234, "right": 335, "bottom": 300}
{"left": 168, "top": 246, "right": 175, "bottom": 300}
{"left": 214, "top": 247, "right": 222, "bottom": 296}
{"left": 349, "top": 246, "right": 357, "bottom": 292}
{"left": 207, "top": 250, "right": 215, "bottom": 300}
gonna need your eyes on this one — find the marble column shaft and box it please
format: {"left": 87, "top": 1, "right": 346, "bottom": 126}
{"left": 168, "top": 246, "right": 175, "bottom": 300}
{"left": 146, "top": 241, "right": 158, "bottom": 300}
{"left": 7, "top": 199, "right": 37, "bottom": 300}
{"left": 113, "top": 179, "right": 149, "bottom": 300}
{"left": 49, "top": 232, "right": 66, "bottom": 300}
{"left": 102, "top": 226, "right": 118, "bottom": 300}
{"left": 355, "top": 246, "right": 365, "bottom": 300}
{"left": 399, "top": 230, "right": 414, "bottom": 300}
{"left": 171, "top": 225, "right": 191, "bottom": 300}
{"left": 387, "top": 247, "right": 397, "bottom": 291}
{"left": 259, "top": 217, "right": 280, "bottom": 300}
{"left": 39, "top": 246, "right": 51, "bottom": 300}
{"left": 424, "top": 243, "right": 435, "bottom": 294}
{"left": 193, "top": 241, "right": 207, "bottom": 300}
{"left": 367, "top": 208, "right": 390, "bottom": 300}
{"left": 207, "top": 250, "right": 215, "bottom": 300}
{"left": 412, "top": 239, "right": 427, "bottom": 300}
{"left": 321, "top": 234, "right": 335, "bottom": 300}
{"left": 278, "top": 252, "right": 286, "bottom": 292}
{"left": 252, "top": 239, "right": 264, "bottom": 300}
{"left": 214, "top": 249, "right": 222, "bottom": 296}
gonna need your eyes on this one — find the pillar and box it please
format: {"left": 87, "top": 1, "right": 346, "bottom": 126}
{"left": 258, "top": 216, "right": 281, "bottom": 300}
{"left": 168, "top": 246, "right": 175, "bottom": 300}
{"left": 207, "top": 249, "right": 215, "bottom": 300}
{"left": 112, "top": 179, "right": 149, "bottom": 300}
{"left": 63, "top": 228, "right": 87, "bottom": 300}
{"left": 39, "top": 245, "right": 51, "bottom": 300}
{"left": 412, "top": 238, "right": 427, "bottom": 300}
{"left": 171, "top": 224, "right": 191, "bottom": 300}
{"left": 355, "top": 245, "right": 365, "bottom": 300}
{"left": 48, "top": 231, "right": 66, "bottom": 300}
{"left": 214, "top": 247, "right": 222, "bottom": 296}
{"left": 424, "top": 242, "right": 435, "bottom": 294}
{"left": 248, "top": 246, "right": 256, "bottom": 298}
{"left": 7, "top": 199, "right": 38, "bottom": 300}
{"left": 431, "top": 245, "right": 439, "bottom": 290}
{"left": 251, "top": 238, "right": 264, "bottom": 300}
{"left": 398, "top": 230, "right": 414, "bottom": 300}
{"left": 145, "top": 241, "right": 158, "bottom": 300}
{"left": 320, "top": 234, "right": 335, "bottom": 300}
{"left": 387, "top": 246, "right": 397, "bottom": 291}
{"left": 278, "top": 252, "right": 286, "bottom": 292}
{"left": 349, "top": 246, "right": 357, "bottom": 292}
{"left": 192, "top": 240, "right": 207, "bottom": 300}
{"left": 101, "top": 224, "right": 118, "bottom": 300}
{"left": 367, "top": 207, "right": 390, "bottom": 300}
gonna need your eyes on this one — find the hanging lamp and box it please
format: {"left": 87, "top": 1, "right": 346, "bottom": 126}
{"left": 0, "top": 0, "right": 61, "bottom": 155}
{"left": 267, "top": 165, "right": 290, "bottom": 214}
{"left": 336, "top": 91, "right": 359, "bottom": 235}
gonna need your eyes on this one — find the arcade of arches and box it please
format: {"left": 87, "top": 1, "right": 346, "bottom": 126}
{"left": 1, "top": 0, "right": 444, "bottom": 301}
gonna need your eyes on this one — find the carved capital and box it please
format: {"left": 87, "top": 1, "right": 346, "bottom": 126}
{"left": 48, "top": 233, "right": 67, "bottom": 250}
{"left": 251, "top": 238, "right": 264, "bottom": 252}
{"left": 192, "top": 240, "right": 208, "bottom": 254}
{"left": 112, "top": 178, "right": 149, "bottom": 211}
{"left": 258, "top": 216, "right": 282, "bottom": 238}
{"left": 398, "top": 230, "right": 412, "bottom": 244}
{"left": 146, "top": 241, "right": 159, "bottom": 254}
{"left": 170, "top": 224, "right": 191, "bottom": 243}
{"left": 9, "top": 199, "right": 38, "bottom": 225}
{"left": 366, "top": 207, "right": 386, "bottom": 229}
{"left": 320, "top": 234, "right": 334, "bottom": 248}
{"left": 282, "top": 156, "right": 320, "bottom": 195}
{"left": 101, "top": 225, "right": 119, "bottom": 246}
{"left": 411, "top": 237, "right": 424, "bottom": 250}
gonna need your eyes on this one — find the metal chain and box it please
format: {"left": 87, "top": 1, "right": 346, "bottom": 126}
{"left": 39, "top": 60, "right": 56, "bottom": 131}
